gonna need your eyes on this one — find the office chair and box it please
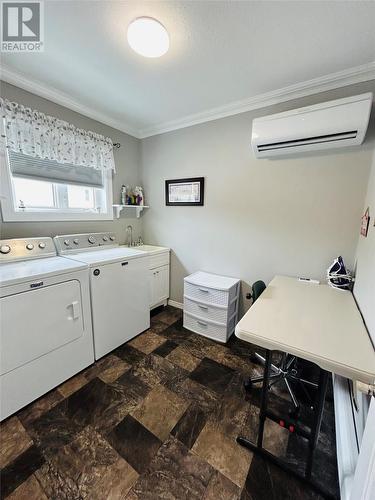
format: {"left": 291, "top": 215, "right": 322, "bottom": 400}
{"left": 244, "top": 280, "right": 318, "bottom": 415}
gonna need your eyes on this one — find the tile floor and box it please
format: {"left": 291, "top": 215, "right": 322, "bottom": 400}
{"left": 0, "top": 306, "right": 339, "bottom": 499}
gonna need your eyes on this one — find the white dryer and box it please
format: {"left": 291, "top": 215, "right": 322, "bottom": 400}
{"left": 54, "top": 233, "right": 150, "bottom": 360}
{"left": 0, "top": 237, "right": 94, "bottom": 421}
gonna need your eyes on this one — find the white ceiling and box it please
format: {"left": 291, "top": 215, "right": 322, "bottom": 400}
{"left": 2, "top": 0, "right": 375, "bottom": 138}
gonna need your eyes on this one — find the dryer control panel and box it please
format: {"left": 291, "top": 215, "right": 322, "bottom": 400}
{"left": 0, "top": 238, "right": 56, "bottom": 262}
{"left": 54, "top": 232, "right": 117, "bottom": 254}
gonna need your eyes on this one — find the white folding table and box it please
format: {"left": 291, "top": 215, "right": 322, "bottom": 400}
{"left": 235, "top": 275, "right": 375, "bottom": 498}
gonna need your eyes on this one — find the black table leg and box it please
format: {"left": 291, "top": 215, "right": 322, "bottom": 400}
{"left": 237, "top": 348, "right": 272, "bottom": 450}
{"left": 237, "top": 351, "right": 335, "bottom": 499}
{"left": 305, "top": 368, "right": 329, "bottom": 478}
{"left": 257, "top": 348, "right": 272, "bottom": 446}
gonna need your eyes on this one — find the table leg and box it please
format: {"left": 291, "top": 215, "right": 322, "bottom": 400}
{"left": 236, "top": 353, "right": 335, "bottom": 499}
{"left": 257, "top": 348, "right": 272, "bottom": 447}
{"left": 305, "top": 368, "right": 329, "bottom": 478}
{"left": 237, "top": 348, "right": 272, "bottom": 451}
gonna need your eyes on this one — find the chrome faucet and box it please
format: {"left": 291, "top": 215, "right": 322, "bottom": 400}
{"left": 126, "top": 225, "right": 133, "bottom": 247}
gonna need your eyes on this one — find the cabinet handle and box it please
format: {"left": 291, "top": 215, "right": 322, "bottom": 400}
{"left": 121, "top": 262, "right": 128, "bottom": 266}
{"left": 197, "top": 320, "right": 207, "bottom": 327}
{"left": 198, "top": 288, "right": 209, "bottom": 293}
{"left": 198, "top": 304, "right": 208, "bottom": 310}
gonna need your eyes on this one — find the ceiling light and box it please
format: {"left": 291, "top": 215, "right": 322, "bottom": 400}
{"left": 127, "top": 17, "right": 169, "bottom": 58}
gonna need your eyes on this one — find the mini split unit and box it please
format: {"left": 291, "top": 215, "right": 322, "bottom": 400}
{"left": 251, "top": 93, "right": 373, "bottom": 158}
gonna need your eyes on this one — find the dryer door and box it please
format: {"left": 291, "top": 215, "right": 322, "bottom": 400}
{"left": 1, "top": 280, "right": 84, "bottom": 375}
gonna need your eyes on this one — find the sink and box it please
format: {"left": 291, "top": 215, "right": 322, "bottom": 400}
{"left": 120, "top": 244, "right": 169, "bottom": 254}
{"left": 136, "top": 245, "right": 170, "bottom": 254}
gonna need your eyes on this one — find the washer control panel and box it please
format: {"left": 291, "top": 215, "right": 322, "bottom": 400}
{"left": 54, "top": 232, "right": 117, "bottom": 254}
{"left": 0, "top": 237, "right": 56, "bottom": 262}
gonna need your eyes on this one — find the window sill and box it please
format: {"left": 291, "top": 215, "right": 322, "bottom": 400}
{"left": 0, "top": 208, "right": 114, "bottom": 222}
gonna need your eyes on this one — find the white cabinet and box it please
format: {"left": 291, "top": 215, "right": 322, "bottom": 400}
{"left": 150, "top": 265, "right": 170, "bottom": 309}
{"left": 135, "top": 246, "right": 170, "bottom": 310}
{"left": 147, "top": 249, "right": 170, "bottom": 310}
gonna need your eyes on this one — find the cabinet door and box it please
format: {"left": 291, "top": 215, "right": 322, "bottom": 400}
{"left": 90, "top": 258, "right": 149, "bottom": 359}
{"left": 149, "top": 268, "right": 158, "bottom": 308}
{"left": 157, "top": 265, "right": 169, "bottom": 302}
{"left": 150, "top": 265, "right": 169, "bottom": 308}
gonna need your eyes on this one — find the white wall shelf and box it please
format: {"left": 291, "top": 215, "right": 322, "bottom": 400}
{"left": 112, "top": 204, "right": 149, "bottom": 219}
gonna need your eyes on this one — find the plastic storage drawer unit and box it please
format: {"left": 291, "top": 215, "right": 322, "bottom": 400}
{"left": 183, "top": 271, "right": 240, "bottom": 343}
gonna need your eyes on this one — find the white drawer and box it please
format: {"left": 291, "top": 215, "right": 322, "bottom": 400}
{"left": 184, "top": 282, "right": 229, "bottom": 306}
{"left": 183, "top": 312, "right": 236, "bottom": 343}
{"left": 184, "top": 296, "right": 237, "bottom": 324}
{"left": 149, "top": 251, "right": 169, "bottom": 270}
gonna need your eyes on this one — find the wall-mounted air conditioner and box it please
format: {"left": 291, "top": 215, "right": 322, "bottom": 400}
{"left": 251, "top": 93, "right": 373, "bottom": 158}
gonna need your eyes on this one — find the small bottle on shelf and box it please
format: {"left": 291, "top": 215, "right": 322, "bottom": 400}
{"left": 120, "top": 185, "right": 126, "bottom": 205}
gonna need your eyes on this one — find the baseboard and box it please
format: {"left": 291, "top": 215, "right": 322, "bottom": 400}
{"left": 333, "top": 374, "right": 359, "bottom": 500}
{"left": 168, "top": 299, "right": 184, "bottom": 310}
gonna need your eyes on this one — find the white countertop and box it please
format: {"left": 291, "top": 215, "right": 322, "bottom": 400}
{"left": 62, "top": 247, "right": 147, "bottom": 266}
{"left": 235, "top": 275, "right": 375, "bottom": 384}
{"left": 125, "top": 244, "right": 170, "bottom": 255}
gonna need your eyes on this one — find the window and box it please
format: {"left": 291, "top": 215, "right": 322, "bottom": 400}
{"left": 67, "top": 185, "right": 95, "bottom": 209}
{"left": 12, "top": 177, "right": 104, "bottom": 212}
{"left": 13, "top": 177, "right": 55, "bottom": 209}
{"left": 0, "top": 149, "right": 113, "bottom": 222}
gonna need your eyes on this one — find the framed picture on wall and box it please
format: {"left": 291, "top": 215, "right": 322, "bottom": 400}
{"left": 165, "top": 177, "right": 205, "bottom": 206}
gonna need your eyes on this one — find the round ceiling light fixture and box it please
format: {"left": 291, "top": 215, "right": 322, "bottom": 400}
{"left": 127, "top": 17, "right": 169, "bottom": 58}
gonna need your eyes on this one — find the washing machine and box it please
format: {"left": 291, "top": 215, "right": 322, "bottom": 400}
{"left": 54, "top": 232, "right": 150, "bottom": 360}
{"left": 0, "top": 237, "right": 94, "bottom": 420}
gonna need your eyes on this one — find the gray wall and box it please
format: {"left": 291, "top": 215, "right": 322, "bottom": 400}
{"left": 141, "top": 81, "right": 375, "bottom": 312}
{"left": 1, "top": 80, "right": 374, "bottom": 317}
{"left": 354, "top": 147, "right": 375, "bottom": 344}
{"left": 0, "top": 82, "right": 142, "bottom": 244}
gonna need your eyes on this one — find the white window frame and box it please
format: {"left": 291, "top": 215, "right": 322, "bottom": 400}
{"left": 0, "top": 147, "right": 114, "bottom": 222}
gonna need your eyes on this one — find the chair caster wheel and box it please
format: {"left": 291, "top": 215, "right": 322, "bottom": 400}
{"left": 244, "top": 379, "right": 252, "bottom": 392}
{"left": 250, "top": 353, "right": 259, "bottom": 364}
{"left": 289, "top": 407, "right": 300, "bottom": 419}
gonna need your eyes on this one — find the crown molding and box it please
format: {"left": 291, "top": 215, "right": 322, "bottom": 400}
{"left": 1, "top": 62, "right": 374, "bottom": 140}
{"left": 0, "top": 66, "right": 141, "bottom": 139}
{"left": 138, "top": 62, "right": 375, "bottom": 138}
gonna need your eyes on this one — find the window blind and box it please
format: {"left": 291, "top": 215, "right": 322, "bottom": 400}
{"left": 8, "top": 151, "right": 104, "bottom": 188}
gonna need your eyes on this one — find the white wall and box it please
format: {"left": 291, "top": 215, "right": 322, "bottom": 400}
{"left": 350, "top": 145, "right": 375, "bottom": 500}
{"left": 0, "top": 82, "right": 142, "bottom": 244}
{"left": 353, "top": 148, "right": 375, "bottom": 344}
{"left": 141, "top": 81, "right": 375, "bottom": 313}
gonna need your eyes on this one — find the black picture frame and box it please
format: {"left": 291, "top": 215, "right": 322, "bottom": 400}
{"left": 165, "top": 177, "right": 205, "bottom": 206}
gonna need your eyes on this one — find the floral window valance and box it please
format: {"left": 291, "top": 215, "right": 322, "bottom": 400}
{"left": 0, "top": 98, "right": 115, "bottom": 172}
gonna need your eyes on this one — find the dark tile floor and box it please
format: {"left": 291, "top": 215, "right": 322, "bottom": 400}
{"left": 0, "top": 306, "right": 339, "bottom": 499}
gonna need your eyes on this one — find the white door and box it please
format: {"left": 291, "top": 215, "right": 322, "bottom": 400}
{"left": 90, "top": 257, "right": 149, "bottom": 359}
{"left": 157, "top": 265, "right": 169, "bottom": 303}
{"left": 1, "top": 280, "right": 84, "bottom": 375}
{"left": 150, "top": 265, "right": 169, "bottom": 308}
{"left": 149, "top": 268, "right": 158, "bottom": 308}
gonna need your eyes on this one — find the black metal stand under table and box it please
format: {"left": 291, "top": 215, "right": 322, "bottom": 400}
{"left": 237, "top": 349, "right": 335, "bottom": 500}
